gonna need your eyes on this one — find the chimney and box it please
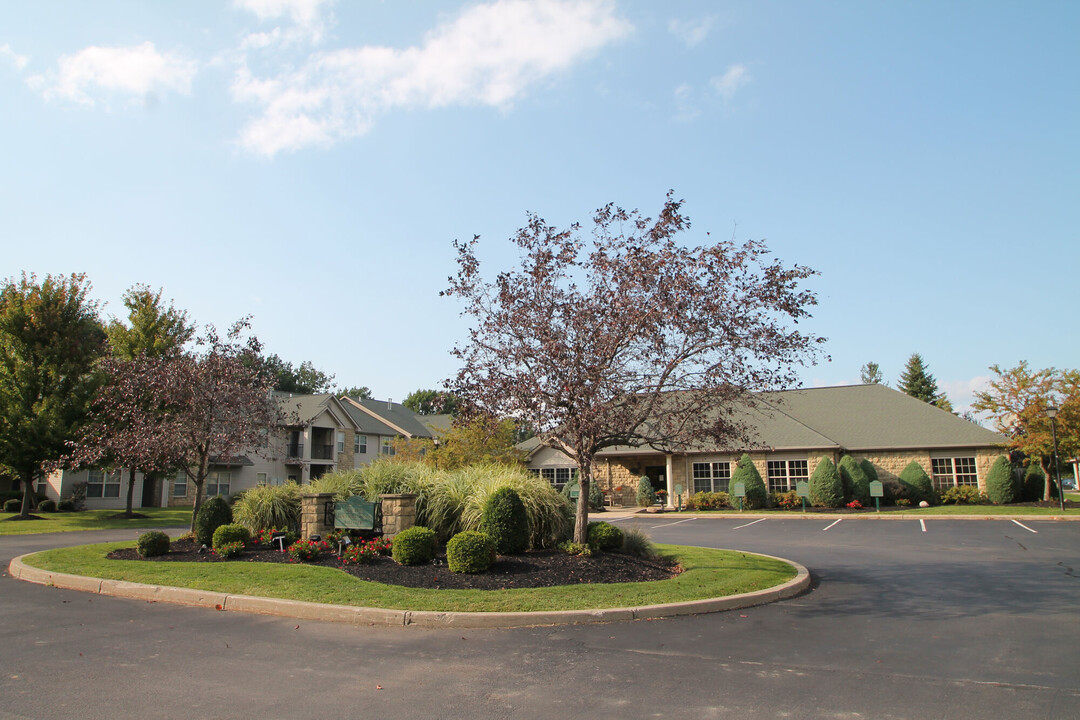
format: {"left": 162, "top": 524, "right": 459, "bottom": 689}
{"left": 387, "top": 398, "right": 392, "bottom": 410}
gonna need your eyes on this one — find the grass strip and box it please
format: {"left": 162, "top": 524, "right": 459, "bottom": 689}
{"left": 0, "top": 507, "right": 193, "bottom": 535}
{"left": 22, "top": 543, "right": 795, "bottom": 613}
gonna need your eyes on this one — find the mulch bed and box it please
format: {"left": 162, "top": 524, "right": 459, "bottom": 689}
{"left": 107, "top": 539, "right": 680, "bottom": 591}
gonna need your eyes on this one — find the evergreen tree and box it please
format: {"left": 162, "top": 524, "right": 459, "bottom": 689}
{"left": 838, "top": 455, "right": 871, "bottom": 504}
{"left": 899, "top": 461, "right": 935, "bottom": 504}
{"left": 733, "top": 454, "right": 768, "bottom": 509}
{"left": 860, "top": 361, "right": 885, "bottom": 385}
{"left": 808, "top": 457, "right": 844, "bottom": 508}
{"left": 898, "top": 353, "right": 950, "bottom": 408}
{"left": 984, "top": 456, "right": 1016, "bottom": 505}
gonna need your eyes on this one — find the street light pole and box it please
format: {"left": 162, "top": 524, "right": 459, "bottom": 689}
{"left": 1047, "top": 405, "right": 1064, "bottom": 513}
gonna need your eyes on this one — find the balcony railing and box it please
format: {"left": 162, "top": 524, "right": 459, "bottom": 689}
{"left": 311, "top": 444, "right": 334, "bottom": 460}
{"left": 286, "top": 443, "right": 304, "bottom": 459}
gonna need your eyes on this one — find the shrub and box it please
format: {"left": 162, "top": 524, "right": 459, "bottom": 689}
{"left": 57, "top": 498, "right": 76, "bottom": 512}
{"left": 984, "top": 456, "right": 1016, "bottom": 504}
{"left": 212, "top": 523, "right": 251, "bottom": 552}
{"left": 1022, "top": 464, "right": 1058, "bottom": 501}
{"left": 898, "top": 461, "right": 935, "bottom": 505}
{"left": 895, "top": 498, "right": 912, "bottom": 507}
{"left": 561, "top": 478, "right": 603, "bottom": 511}
{"left": 772, "top": 491, "right": 801, "bottom": 510}
{"left": 136, "top": 531, "right": 170, "bottom": 558}
{"left": 480, "top": 487, "right": 530, "bottom": 555}
{"left": 685, "top": 491, "right": 730, "bottom": 510}
{"left": 846, "top": 499, "right": 863, "bottom": 509}
{"left": 3, "top": 498, "right": 21, "bottom": 513}
{"left": 340, "top": 538, "right": 391, "bottom": 565}
{"left": 38, "top": 499, "right": 57, "bottom": 513}
{"left": 941, "top": 485, "right": 985, "bottom": 505}
{"left": 732, "top": 454, "right": 768, "bottom": 509}
{"left": 446, "top": 530, "right": 495, "bottom": 573}
{"left": 636, "top": 476, "right": 655, "bottom": 507}
{"left": 839, "top": 455, "right": 871, "bottom": 505}
{"left": 215, "top": 541, "right": 245, "bottom": 559}
{"left": 808, "top": 458, "right": 844, "bottom": 508}
{"left": 287, "top": 539, "right": 329, "bottom": 562}
{"left": 557, "top": 540, "right": 593, "bottom": 557}
{"left": 620, "top": 526, "right": 657, "bottom": 558}
{"left": 231, "top": 483, "right": 301, "bottom": 534}
{"left": 195, "top": 496, "right": 233, "bottom": 546}
{"left": 587, "top": 521, "right": 624, "bottom": 551}
{"left": 392, "top": 526, "right": 437, "bottom": 566}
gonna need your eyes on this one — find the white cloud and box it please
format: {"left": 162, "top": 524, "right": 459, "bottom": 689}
{"left": 235, "top": 0, "right": 335, "bottom": 45}
{"left": 668, "top": 16, "right": 716, "bottom": 48}
{"left": 0, "top": 43, "right": 29, "bottom": 71}
{"left": 673, "top": 82, "right": 699, "bottom": 122}
{"left": 36, "top": 42, "right": 196, "bottom": 106}
{"left": 942, "top": 375, "right": 992, "bottom": 416}
{"left": 710, "top": 63, "right": 748, "bottom": 102}
{"left": 233, "top": 0, "right": 632, "bottom": 156}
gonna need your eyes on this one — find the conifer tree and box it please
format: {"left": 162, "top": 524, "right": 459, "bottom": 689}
{"left": 898, "top": 353, "right": 950, "bottom": 408}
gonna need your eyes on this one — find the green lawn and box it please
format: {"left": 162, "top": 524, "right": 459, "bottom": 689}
{"left": 0, "top": 507, "right": 193, "bottom": 535}
{"left": 21, "top": 542, "right": 796, "bottom": 613}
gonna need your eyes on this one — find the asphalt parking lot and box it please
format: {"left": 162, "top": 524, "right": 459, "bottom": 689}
{"left": 2, "top": 517, "right": 1078, "bottom": 719}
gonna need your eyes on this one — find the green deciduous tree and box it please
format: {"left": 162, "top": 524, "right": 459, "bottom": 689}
{"left": 248, "top": 353, "right": 334, "bottom": 395}
{"left": 0, "top": 273, "right": 107, "bottom": 517}
{"left": 972, "top": 362, "right": 1078, "bottom": 501}
{"left": 403, "top": 388, "right": 460, "bottom": 415}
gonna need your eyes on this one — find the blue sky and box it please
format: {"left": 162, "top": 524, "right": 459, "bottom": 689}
{"left": 2, "top": 1, "right": 1077, "bottom": 415}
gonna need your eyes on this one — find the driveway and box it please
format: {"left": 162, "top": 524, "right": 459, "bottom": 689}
{"left": 2, "top": 518, "right": 1078, "bottom": 719}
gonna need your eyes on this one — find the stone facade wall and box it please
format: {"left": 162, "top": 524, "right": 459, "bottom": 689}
{"left": 380, "top": 493, "right": 417, "bottom": 538}
{"left": 301, "top": 493, "right": 334, "bottom": 540}
{"left": 593, "top": 459, "right": 641, "bottom": 505}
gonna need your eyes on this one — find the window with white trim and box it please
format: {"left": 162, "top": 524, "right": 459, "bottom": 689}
{"left": 206, "top": 471, "right": 231, "bottom": 497}
{"left": 931, "top": 456, "right": 978, "bottom": 492}
{"left": 172, "top": 470, "right": 188, "bottom": 497}
{"left": 86, "top": 470, "right": 121, "bottom": 498}
{"left": 256, "top": 472, "right": 268, "bottom": 486}
{"left": 528, "top": 467, "right": 576, "bottom": 488}
{"left": 767, "top": 459, "right": 809, "bottom": 493}
{"left": 693, "top": 462, "right": 731, "bottom": 493}
{"left": 337, "top": 431, "right": 345, "bottom": 453}
{"left": 380, "top": 437, "right": 395, "bottom": 456}
{"left": 355, "top": 434, "right": 367, "bottom": 454}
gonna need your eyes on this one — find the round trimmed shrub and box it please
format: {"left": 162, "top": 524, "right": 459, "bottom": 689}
{"left": 562, "top": 478, "right": 604, "bottom": 511}
{"left": 446, "top": 530, "right": 495, "bottom": 574}
{"left": 212, "top": 523, "right": 251, "bottom": 551}
{"left": 3, "top": 498, "right": 21, "bottom": 513}
{"left": 1022, "top": 464, "right": 1058, "bottom": 501}
{"left": 392, "top": 526, "right": 437, "bottom": 566}
{"left": 733, "top": 454, "right": 769, "bottom": 509}
{"left": 898, "top": 461, "right": 934, "bottom": 505}
{"left": 984, "top": 456, "right": 1016, "bottom": 505}
{"left": 839, "top": 456, "right": 871, "bottom": 505}
{"left": 195, "top": 496, "right": 233, "bottom": 546}
{"left": 479, "top": 487, "right": 530, "bottom": 555}
{"left": 587, "top": 521, "right": 623, "bottom": 551}
{"left": 636, "top": 476, "right": 655, "bottom": 507}
{"left": 136, "top": 531, "right": 171, "bottom": 558}
{"left": 37, "top": 499, "right": 57, "bottom": 513}
{"left": 807, "top": 457, "right": 844, "bottom": 508}
{"left": 57, "top": 498, "right": 76, "bottom": 512}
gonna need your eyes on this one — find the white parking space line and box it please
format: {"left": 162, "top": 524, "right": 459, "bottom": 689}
{"left": 732, "top": 518, "right": 767, "bottom": 530}
{"left": 1010, "top": 519, "right": 1038, "bottom": 534}
{"left": 650, "top": 518, "right": 694, "bottom": 529}
{"left": 823, "top": 519, "right": 842, "bottom": 532}
{"left": 919, "top": 519, "right": 927, "bottom": 533}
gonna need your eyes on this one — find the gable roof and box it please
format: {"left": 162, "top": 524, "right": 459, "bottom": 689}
{"left": 273, "top": 392, "right": 357, "bottom": 430}
{"left": 339, "top": 396, "right": 436, "bottom": 439}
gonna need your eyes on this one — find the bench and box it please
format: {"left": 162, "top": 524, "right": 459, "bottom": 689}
{"left": 329, "top": 496, "right": 383, "bottom": 538}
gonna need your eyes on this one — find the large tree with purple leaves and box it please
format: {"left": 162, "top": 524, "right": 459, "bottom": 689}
{"left": 81, "top": 320, "right": 284, "bottom": 531}
{"left": 443, "top": 194, "right": 826, "bottom": 542}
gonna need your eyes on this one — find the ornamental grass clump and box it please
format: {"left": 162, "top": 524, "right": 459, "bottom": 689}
{"left": 307, "top": 469, "right": 365, "bottom": 500}
{"left": 479, "top": 487, "right": 530, "bottom": 555}
{"left": 38, "top": 499, "right": 56, "bottom": 513}
{"left": 453, "top": 464, "right": 571, "bottom": 549}
{"left": 446, "top": 530, "right": 495, "bottom": 574}
{"left": 3, "top": 498, "right": 20, "bottom": 513}
{"left": 231, "top": 483, "right": 302, "bottom": 534}
{"left": 620, "top": 526, "right": 656, "bottom": 558}
{"left": 212, "top": 523, "right": 251, "bottom": 552}
{"left": 195, "top": 496, "right": 233, "bottom": 546}
{"left": 136, "top": 531, "right": 170, "bottom": 558}
{"left": 392, "top": 526, "right": 438, "bottom": 566}
{"left": 586, "top": 521, "right": 623, "bottom": 551}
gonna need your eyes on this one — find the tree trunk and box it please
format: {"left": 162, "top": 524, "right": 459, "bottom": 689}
{"left": 124, "top": 467, "right": 137, "bottom": 517}
{"left": 189, "top": 479, "right": 205, "bottom": 533}
{"left": 19, "top": 469, "right": 34, "bottom": 518}
{"left": 572, "top": 456, "right": 593, "bottom": 544}
{"left": 1041, "top": 456, "right": 1055, "bottom": 502}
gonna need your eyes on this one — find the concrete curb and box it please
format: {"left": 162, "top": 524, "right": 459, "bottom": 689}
{"left": 7, "top": 552, "right": 810, "bottom": 629}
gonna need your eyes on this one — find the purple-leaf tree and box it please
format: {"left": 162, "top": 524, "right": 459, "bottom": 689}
{"left": 79, "top": 319, "right": 284, "bottom": 531}
{"left": 443, "top": 194, "right": 826, "bottom": 543}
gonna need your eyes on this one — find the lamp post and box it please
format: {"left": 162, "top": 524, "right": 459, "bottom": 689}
{"left": 1047, "top": 404, "right": 1064, "bottom": 512}
{"left": 432, "top": 437, "right": 440, "bottom": 470}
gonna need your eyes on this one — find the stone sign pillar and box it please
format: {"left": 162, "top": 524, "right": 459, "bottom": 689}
{"left": 380, "top": 493, "right": 417, "bottom": 538}
{"left": 301, "top": 493, "right": 334, "bottom": 540}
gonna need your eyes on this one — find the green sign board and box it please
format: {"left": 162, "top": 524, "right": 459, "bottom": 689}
{"left": 869, "top": 481, "right": 884, "bottom": 498}
{"left": 674, "top": 484, "right": 683, "bottom": 495}
{"left": 796, "top": 480, "right": 810, "bottom": 498}
{"left": 569, "top": 487, "right": 580, "bottom": 499}
{"left": 732, "top": 481, "right": 746, "bottom": 498}
{"left": 334, "top": 497, "right": 378, "bottom": 531}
